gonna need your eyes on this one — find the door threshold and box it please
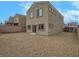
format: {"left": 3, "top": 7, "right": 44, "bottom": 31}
{"left": 30, "top": 33, "right": 36, "bottom": 35}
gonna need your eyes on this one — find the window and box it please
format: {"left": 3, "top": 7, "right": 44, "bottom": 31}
{"left": 39, "top": 9, "right": 43, "bottom": 16}
{"left": 49, "top": 6, "right": 53, "bottom": 13}
{"left": 49, "top": 24, "right": 54, "bottom": 28}
{"left": 49, "top": 7, "right": 57, "bottom": 16}
{"left": 30, "top": 12, "right": 33, "bottom": 18}
{"left": 49, "top": 7, "right": 52, "bottom": 12}
{"left": 53, "top": 10, "right": 57, "bottom": 16}
{"left": 28, "top": 25, "right": 31, "bottom": 30}
{"left": 39, "top": 24, "right": 44, "bottom": 30}
{"left": 14, "top": 18, "right": 19, "bottom": 23}
{"left": 37, "top": 8, "right": 43, "bottom": 17}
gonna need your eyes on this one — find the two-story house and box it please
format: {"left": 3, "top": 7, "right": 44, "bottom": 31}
{"left": 64, "top": 22, "right": 77, "bottom": 32}
{"left": 6, "top": 14, "right": 26, "bottom": 31}
{"left": 26, "top": 1, "right": 64, "bottom": 35}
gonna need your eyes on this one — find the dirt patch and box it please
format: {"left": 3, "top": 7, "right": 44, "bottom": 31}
{"left": 0, "top": 32, "right": 79, "bottom": 57}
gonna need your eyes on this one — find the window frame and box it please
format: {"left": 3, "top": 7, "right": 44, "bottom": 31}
{"left": 37, "top": 8, "right": 43, "bottom": 17}
{"left": 49, "top": 24, "right": 54, "bottom": 28}
{"left": 49, "top": 6, "right": 57, "bottom": 16}
{"left": 38, "top": 24, "right": 44, "bottom": 31}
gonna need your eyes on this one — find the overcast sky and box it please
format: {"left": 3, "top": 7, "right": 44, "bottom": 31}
{"left": 0, "top": 1, "right": 79, "bottom": 24}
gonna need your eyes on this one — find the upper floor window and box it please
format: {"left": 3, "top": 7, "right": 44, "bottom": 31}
{"left": 30, "top": 12, "right": 33, "bottom": 18}
{"left": 37, "top": 8, "right": 43, "bottom": 17}
{"left": 49, "top": 7, "right": 57, "bottom": 16}
{"left": 49, "top": 7, "right": 52, "bottom": 12}
{"left": 14, "top": 18, "right": 19, "bottom": 23}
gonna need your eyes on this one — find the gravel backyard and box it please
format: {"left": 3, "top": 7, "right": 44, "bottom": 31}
{"left": 0, "top": 32, "right": 79, "bottom": 57}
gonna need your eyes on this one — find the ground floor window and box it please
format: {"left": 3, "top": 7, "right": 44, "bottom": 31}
{"left": 28, "top": 25, "right": 31, "bottom": 30}
{"left": 49, "top": 24, "right": 54, "bottom": 28}
{"left": 38, "top": 24, "right": 44, "bottom": 30}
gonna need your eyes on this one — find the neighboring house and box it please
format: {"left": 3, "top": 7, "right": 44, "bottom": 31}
{"left": 5, "top": 14, "right": 26, "bottom": 31}
{"left": 5, "top": 16, "right": 14, "bottom": 26}
{"left": 64, "top": 22, "right": 77, "bottom": 32}
{"left": 26, "top": 1, "right": 64, "bottom": 35}
{"left": 67, "top": 22, "right": 77, "bottom": 27}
